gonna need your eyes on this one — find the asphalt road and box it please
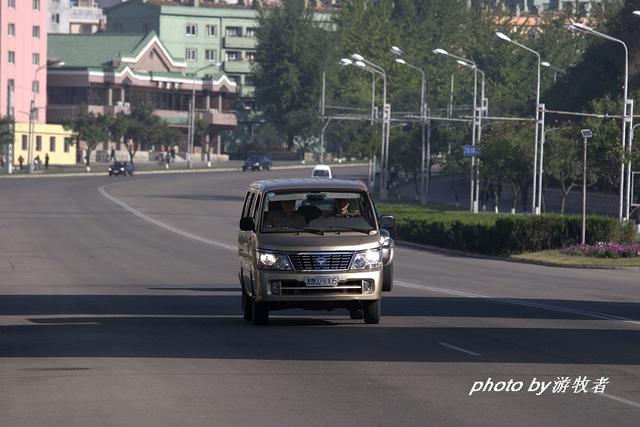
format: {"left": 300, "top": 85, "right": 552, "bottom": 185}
{"left": 1, "top": 166, "right": 639, "bottom": 427}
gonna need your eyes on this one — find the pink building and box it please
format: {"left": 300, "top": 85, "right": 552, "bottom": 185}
{"left": 0, "top": 0, "right": 48, "bottom": 124}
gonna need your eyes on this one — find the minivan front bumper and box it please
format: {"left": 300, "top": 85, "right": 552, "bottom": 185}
{"left": 254, "top": 269, "right": 383, "bottom": 305}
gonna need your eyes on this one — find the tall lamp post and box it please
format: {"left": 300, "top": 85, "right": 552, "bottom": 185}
{"left": 28, "top": 60, "right": 64, "bottom": 173}
{"left": 541, "top": 61, "right": 566, "bottom": 83}
{"left": 433, "top": 48, "right": 485, "bottom": 213}
{"left": 496, "top": 31, "right": 542, "bottom": 215}
{"left": 348, "top": 54, "right": 389, "bottom": 199}
{"left": 187, "top": 63, "right": 219, "bottom": 169}
{"left": 390, "top": 45, "right": 430, "bottom": 206}
{"left": 569, "top": 22, "right": 631, "bottom": 222}
{"left": 581, "top": 129, "right": 593, "bottom": 244}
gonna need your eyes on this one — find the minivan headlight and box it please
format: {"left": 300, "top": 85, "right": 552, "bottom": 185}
{"left": 350, "top": 249, "right": 382, "bottom": 270}
{"left": 257, "top": 251, "right": 292, "bottom": 271}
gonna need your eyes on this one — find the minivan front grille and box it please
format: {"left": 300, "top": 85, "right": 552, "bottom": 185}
{"left": 288, "top": 252, "right": 353, "bottom": 271}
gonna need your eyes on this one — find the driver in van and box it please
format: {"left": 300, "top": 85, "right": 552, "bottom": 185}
{"left": 264, "top": 200, "right": 306, "bottom": 228}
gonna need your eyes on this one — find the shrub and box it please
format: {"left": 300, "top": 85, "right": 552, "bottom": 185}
{"left": 378, "top": 203, "right": 635, "bottom": 255}
{"left": 561, "top": 243, "right": 640, "bottom": 258}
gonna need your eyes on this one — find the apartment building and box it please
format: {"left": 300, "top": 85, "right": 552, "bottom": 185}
{"left": 499, "top": 0, "right": 603, "bottom": 15}
{"left": 47, "top": 32, "right": 237, "bottom": 158}
{"left": 49, "top": 0, "right": 105, "bottom": 34}
{"left": 104, "top": 0, "right": 335, "bottom": 151}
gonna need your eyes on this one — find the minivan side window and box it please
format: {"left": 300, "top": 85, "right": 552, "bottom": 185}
{"left": 252, "top": 194, "right": 262, "bottom": 221}
{"left": 241, "top": 191, "right": 253, "bottom": 218}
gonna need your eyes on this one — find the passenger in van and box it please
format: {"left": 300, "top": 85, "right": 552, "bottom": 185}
{"left": 264, "top": 200, "right": 306, "bottom": 228}
{"left": 331, "top": 198, "right": 360, "bottom": 218}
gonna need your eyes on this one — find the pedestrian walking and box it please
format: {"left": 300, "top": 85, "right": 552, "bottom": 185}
{"left": 170, "top": 147, "right": 176, "bottom": 162}
{"left": 33, "top": 155, "right": 40, "bottom": 171}
{"left": 165, "top": 152, "right": 171, "bottom": 166}
{"left": 18, "top": 155, "right": 24, "bottom": 170}
{"left": 110, "top": 148, "right": 116, "bottom": 161}
{"left": 44, "top": 153, "right": 49, "bottom": 170}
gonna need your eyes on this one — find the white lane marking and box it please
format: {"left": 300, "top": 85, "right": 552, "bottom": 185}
{"left": 395, "top": 281, "right": 640, "bottom": 328}
{"left": 439, "top": 342, "right": 481, "bottom": 357}
{"left": 99, "top": 185, "right": 236, "bottom": 252}
{"left": 599, "top": 393, "right": 640, "bottom": 409}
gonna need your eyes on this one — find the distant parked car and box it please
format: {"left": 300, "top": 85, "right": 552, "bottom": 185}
{"left": 242, "top": 155, "right": 272, "bottom": 171}
{"left": 311, "top": 164, "right": 332, "bottom": 179}
{"left": 108, "top": 161, "right": 134, "bottom": 176}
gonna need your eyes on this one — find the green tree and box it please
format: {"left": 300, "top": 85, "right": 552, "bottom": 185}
{"left": 0, "top": 115, "right": 13, "bottom": 146}
{"left": 254, "top": 0, "right": 332, "bottom": 149}
{"left": 63, "top": 107, "right": 110, "bottom": 170}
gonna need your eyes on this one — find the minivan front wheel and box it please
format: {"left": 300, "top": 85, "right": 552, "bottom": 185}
{"left": 252, "top": 298, "right": 269, "bottom": 325}
{"left": 241, "top": 287, "right": 253, "bottom": 321}
{"left": 363, "top": 300, "right": 380, "bottom": 324}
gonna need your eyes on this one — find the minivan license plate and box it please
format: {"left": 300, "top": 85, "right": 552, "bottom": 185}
{"left": 304, "top": 276, "right": 339, "bottom": 287}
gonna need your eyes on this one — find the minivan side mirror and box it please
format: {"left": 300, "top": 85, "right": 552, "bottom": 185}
{"left": 239, "top": 217, "right": 256, "bottom": 232}
{"left": 379, "top": 215, "right": 395, "bottom": 229}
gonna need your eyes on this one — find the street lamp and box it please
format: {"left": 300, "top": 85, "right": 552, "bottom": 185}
{"left": 390, "top": 45, "right": 431, "bottom": 206}
{"left": 348, "top": 53, "right": 390, "bottom": 199}
{"left": 496, "top": 31, "right": 543, "bottom": 215}
{"left": 541, "top": 61, "right": 565, "bottom": 83}
{"left": 570, "top": 22, "right": 631, "bottom": 221}
{"left": 28, "top": 60, "right": 64, "bottom": 173}
{"left": 581, "top": 129, "right": 593, "bottom": 244}
{"left": 187, "top": 63, "right": 219, "bottom": 169}
{"left": 433, "top": 48, "right": 485, "bottom": 213}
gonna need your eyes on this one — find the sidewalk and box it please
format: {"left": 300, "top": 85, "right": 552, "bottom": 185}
{"left": 0, "top": 160, "right": 367, "bottom": 179}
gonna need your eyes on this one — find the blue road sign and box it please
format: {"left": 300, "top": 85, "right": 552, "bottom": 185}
{"left": 463, "top": 145, "right": 481, "bottom": 157}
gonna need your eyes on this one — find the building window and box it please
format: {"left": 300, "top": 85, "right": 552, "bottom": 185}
{"left": 245, "top": 51, "right": 256, "bottom": 62}
{"left": 185, "top": 24, "right": 197, "bottom": 37}
{"left": 228, "top": 75, "right": 241, "bottom": 85}
{"left": 8, "top": 23, "right": 15, "bottom": 36}
{"left": 205, "top": 49, "right": 216, "bottom": 62}
{"left": 8, "top": 0, "right": 15, "bottom": 8}
{"left": 8, "top": 51, "right": 15, "bottom": 64}
{"left": 32, "top": 80, "right": 39, "bottom": 94}
{"left": 225, "top": 51, "right": 240, "bottom": 62}
{"left": 64, "top": 138, "right": 71, "bottom": 153}
{"left": 36, "top": 136, "right": 42, "bottom": 151}
{"left": 225, "top": 26, "right": 241, "bottom": 37}
{"left": 206, "top": 25, "right": 216, "bottom": 37}
{"left": 33, "top": 0, "right": 40, "bottom": 10}
{"left": 142, "top": 23, "right": 149, "bottom": 33}
{"left": 50, "top": 137, "right": 56, "bottom": 152}
{"left": 52, "top": 14, "right": 60, "bottom": 24}
{"left": 245, "top": 27, "right": 256, "bottom": 38}
{"left": 32, "top": 53, "right": 40, "bottom": 65}
{"left": 185, "top": 48, "right": 197, "bottom": 62}
{"left": 33, "top": 26, "right": 40, "bottom": 38}
{"left": 244, "top": 75, "right": 255, "bottom": 86}
{"left": 22, "top": 135, "right": 27, "bottom": 151}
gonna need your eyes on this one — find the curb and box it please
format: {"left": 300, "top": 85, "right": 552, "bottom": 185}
{"left": 396, "top": 240, "right": 640, "bottom": 270}
{"left": 0, "top": 162, "right": 368, "bottom": 179}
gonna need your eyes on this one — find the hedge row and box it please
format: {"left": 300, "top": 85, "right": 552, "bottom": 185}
{"left": 378, "top": 204, "right": 636, "bottom": 255}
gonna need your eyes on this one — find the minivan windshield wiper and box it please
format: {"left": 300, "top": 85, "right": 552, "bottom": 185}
{"left": 325, "top": 226, "right": 374, "bottom": 234}
{"left": 266, "top": 226, "right": 326, "bottom": 235}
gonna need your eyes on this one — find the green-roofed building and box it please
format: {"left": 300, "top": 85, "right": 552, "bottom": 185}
{"left": 47, "top": 31, "right": 237, "bottom": 159}
{"left": 104, "top": 0, "right": 337, "bottom": 154}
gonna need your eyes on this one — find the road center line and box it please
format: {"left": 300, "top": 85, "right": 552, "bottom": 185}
{"left": 99, "top": 185, "right": 236, "bottom": 252}
{"left": 438, "top": 342, "right": 481, "bottom": 357}
{"left": 599, "top": 393, "right": 640, "bottom": 409}
{"left": 395, "top": 280, "right": 640, "bottom": 328}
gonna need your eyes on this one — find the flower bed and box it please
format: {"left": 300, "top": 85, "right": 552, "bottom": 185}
{"left": 560, "top": 243, "right": 640, "bottom": 258}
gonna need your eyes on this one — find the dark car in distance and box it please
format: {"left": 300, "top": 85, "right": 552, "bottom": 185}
{"left": 108, "top": 161, "right": 134, "bottom": 176}
{"left": 242, "top": 155, "right": 272, "bottom": 172}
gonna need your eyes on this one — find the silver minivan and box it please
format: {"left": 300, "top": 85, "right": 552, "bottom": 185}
{"left": 238, "top": 178, "right": 395, "bottom": 325}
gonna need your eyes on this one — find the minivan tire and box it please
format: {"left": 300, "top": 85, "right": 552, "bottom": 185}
{"left": 363, "top": 300, "right": 380, "bottom": 324}
{"left": 241, "top": 287, "right": 253, "bottom": 321}
{"left": 252, "top": 299, "right": 269, "bottom": 325}
{"left": 382, "top": 263, "right": 394, "bottom": 292}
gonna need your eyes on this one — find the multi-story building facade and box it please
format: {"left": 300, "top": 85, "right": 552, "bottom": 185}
{"left": 1, "top": 0, "right": 48, "bottom": 123}
{"left": 47, "top": 31, "right": 237, "bottom": 159}
{"left": 104, "top": 0, "right": 335, "bottom": 152}
{"left": 48, "top": 0, "right": 105, "bottom": 34}
{"left": 499, "top": 0, "right": 603, "bottom": 15}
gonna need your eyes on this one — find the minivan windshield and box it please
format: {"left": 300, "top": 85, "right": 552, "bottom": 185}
{"left": 261, "top": 191, "right": 375, "bottom": 233}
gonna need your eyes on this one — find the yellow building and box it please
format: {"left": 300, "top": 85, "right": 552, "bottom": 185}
{"left": 13, "top": 123, "right": 75, "bottom": 167}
